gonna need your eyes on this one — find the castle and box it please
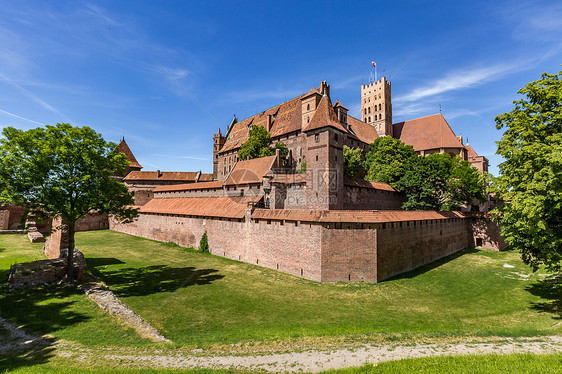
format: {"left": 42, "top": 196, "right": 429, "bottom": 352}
{"left": 110, "top": 76, "right": 504, "bottom": 283}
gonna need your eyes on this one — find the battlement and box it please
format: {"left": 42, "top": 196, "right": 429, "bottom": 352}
{"left": 361, "top": 77, "right": 391, "bottom": 90}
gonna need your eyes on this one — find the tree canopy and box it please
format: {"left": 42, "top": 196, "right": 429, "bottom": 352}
{"left": 363, "top": 137, "right": 417, "bottom": 184}
{"left": 238, "top": 126, "right": 288, "bottom": 160}
{"left": 492, "top": 70, "right": 562, "bottom": 272}
{"left": 0, "top": 123, "right": 138, "bottom": 279}
{"left": 394, "top": 153, "right": 485, "bottom": 211}
{"left": 343, "top": 145, "right": 364, "bottom": 178}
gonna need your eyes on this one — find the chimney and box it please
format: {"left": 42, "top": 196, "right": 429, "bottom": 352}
{"left": 319, "top": 81, "right": 330, "bottom": 98}
{"left": 266, "top": 114, "right": 272, "bottom": 132}
{"left": 156, "top": 170, "right": 161, "bottom": 179}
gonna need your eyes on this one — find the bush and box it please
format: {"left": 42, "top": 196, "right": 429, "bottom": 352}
{"left": 199, "top": 231, "right": 209, "bottom": 253}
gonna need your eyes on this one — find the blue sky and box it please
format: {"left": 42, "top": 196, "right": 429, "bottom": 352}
{"left": 0, "top": 1, "right": 561, "bottom": 175}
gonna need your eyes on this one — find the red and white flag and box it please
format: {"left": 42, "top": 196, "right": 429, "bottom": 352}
{"left": 372, "top": 61, "right": 376, "bottom": 68}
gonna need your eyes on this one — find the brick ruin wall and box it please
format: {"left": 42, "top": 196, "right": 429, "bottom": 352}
{"left": 111, "top": 211, "right": 502, "bottom": 282}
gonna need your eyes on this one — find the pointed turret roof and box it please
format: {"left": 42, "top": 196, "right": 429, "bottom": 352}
{"left": 117, "top": 138, "right": 142, "bottom": 169}
{"left": 303, "top": 95, "right": 348, "bottom": 133}
{"left": 333, "top": 99, "right": 348, "bottom": 111}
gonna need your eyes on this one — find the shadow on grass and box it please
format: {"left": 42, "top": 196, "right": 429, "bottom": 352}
{"left": 1, "top": 286, "right": 92, "bottom": 333}
{"left": 85, "top": 257, "right": 126, "bottom": 268}
{"left": 89, "top": 262, "right": 224, "bottom": 297}
{"left": 385, "top": 247, "right": 480, "bottom": 281}
{"left": 0, "top": 247, "right": 6, "bottom": 253}
{"left": 526, "top": 274, "right": 562, "bottom": 320}
{"left": 0, "top": 345, "right": 56, "bottom": 372}
{"left": 0, "top": 285, "right": 90, "bottom": 371}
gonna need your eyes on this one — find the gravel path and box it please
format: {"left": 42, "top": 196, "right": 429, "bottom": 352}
{"left": 0, "top": 316, "right": 51, "bottom": 354}
{"left": 79, "top": 280, "right": 171, "bottom": 343}
{"left": 57, "top": 335, "right": 562, "bottom": 372}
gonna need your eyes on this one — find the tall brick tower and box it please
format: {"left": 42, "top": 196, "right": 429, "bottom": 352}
{"left": 212, "top": 128, "right": 226, "bottom": 180}
{"left": 361, "top": 76, "right": 392, "bottom": 137}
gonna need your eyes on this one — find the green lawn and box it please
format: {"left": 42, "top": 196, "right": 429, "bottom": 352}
{"left": 66, "top": 230, "right": 561, "bottom": 348}
{"left": 330, "top": 353, "right": 562, "bottom": 374}
{"left": 1, "top": 230, "right": 561, "bottom": 372}
{"left": 0, "top": 234, "right": 152, "bottom": 348}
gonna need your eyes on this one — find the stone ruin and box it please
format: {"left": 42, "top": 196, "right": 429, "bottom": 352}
{"left": 7, "top": 217, "right": 87, "bottom": 290}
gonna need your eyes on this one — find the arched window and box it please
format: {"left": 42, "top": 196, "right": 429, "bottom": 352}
{"left": 379, "top": 103, "right": 381, "bottom": 110}
{"left": 379, "top": 114, "right": 382, "bottom": 120}
{"left": 368, "top": 107, "right": 371, "bottom": 114}
{"left": 364, "top": 108, "right": 367, "bottom": 115}
{"left": 307, "top": 117, "right": 310, "bottom": 123}
{"left": 307, "top": 104, "right": 310, "bottom": 111}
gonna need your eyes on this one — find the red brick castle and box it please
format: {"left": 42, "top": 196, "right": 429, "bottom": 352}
{"left": 111, "top": 77, "right": 503, "bottom": 282}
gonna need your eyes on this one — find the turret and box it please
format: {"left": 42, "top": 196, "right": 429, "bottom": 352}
{"left": 361, "top": 76, "right": 392, "bottom": 137}
{"left": 212, "top": 128, "right": 226, "bottom": 180}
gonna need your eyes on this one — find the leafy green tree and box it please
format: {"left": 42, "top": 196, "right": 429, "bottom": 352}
{"left": 0, "top": 123, "right": 138, "bottom": 280}
{"left": 199, "top": 231, "right": 209, "bottom": 253}
{"left": 343, "top": 146, "right": 364, "bottom": 178}
{"left": 364, "top": 137, "right": 417, "bottom": 184}
{"left": 238, "top": 126, "right": 288, "bottom": 160}
{"left": 395, "top": 153, "right": 485, "bottom": 211}
{"left": 492, "top": 70, "right": 562, "bottom": 272}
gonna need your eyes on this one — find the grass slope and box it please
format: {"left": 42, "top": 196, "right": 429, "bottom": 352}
{"left": 68, "top": 230, "right": 562, "bottom": 347}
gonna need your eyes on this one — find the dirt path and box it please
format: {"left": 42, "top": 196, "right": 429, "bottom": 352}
{"left": 55, "top": 336, "right": 562, "bottom": 372}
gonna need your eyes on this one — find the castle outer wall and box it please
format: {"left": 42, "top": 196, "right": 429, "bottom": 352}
{"left": 110, "top": 209, "right": 500, "bottom": 282}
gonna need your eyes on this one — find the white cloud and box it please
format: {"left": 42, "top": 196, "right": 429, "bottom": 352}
{"left": 0, "top": 73, "right": 69, "bottom": 120}
{"left": 0, "top": 109, "right": 48, "bottom": 126}
{"left": 395, "top": 64, "right": 519, "bottom": 103}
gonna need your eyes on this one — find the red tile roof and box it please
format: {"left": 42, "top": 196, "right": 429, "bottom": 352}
{"left": 154, "top": 180, "right": 224, "bottom": 193}
{"left": 252, "top": 209, "right": 465, "bottom": 223}
{"left": 124, "top": 171, "right": 213, "bottom": 182}
{"left": 225, "top": 155, "right": 277, "bottom": 186}
{"left": 219, "top": 96, "right": 303, "bottom": 154}
{"left": 346, "top": 115, "right": 378, "bottom": 145}
{"left": 465, "top": 144, "right": 479, "bottom": 159}
{"left": 393, "top": 114, "right": 465, "bottom": 152}
{"left": 303, "top": 95, "right": 348, "bottom": 133}
{"left": 344, "top": 177, "right": 396, "bottom": 192}
{"left": 117, "top": 139, "right": 142, "bottom": 169}
{"left": 140, "top": 196, "right": 262, "bottom": 219}
{"left": 333, "top": 99, "right": 348, "bottom": 110}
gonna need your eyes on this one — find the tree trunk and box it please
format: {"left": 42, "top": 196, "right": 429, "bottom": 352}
{"left": 65, "top": 221, "right": 76, "bottom": 282}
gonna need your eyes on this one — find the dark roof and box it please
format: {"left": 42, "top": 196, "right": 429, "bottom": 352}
{"left": 393, "top": 114, "right": 465, "bottom": 152}
{"left": 117, "top": 139, "right": 142, "bottom": 169}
